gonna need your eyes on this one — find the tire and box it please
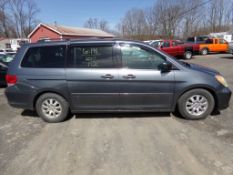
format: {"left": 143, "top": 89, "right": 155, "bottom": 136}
{"left": 184, "top": 51, "right": 193, "bottom": 60}
{"left": 36, "top": 93, "right": 69, "bottom": 123}
{"left": 201, "top": 48, "right": 208, "bottom": 55}
{"left": 177, "top": 89, "right": 215, "bottom": 120}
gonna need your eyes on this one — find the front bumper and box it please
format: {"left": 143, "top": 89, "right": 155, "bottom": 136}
{"left": 216, "top": 87, "right": 232, "bottom": 110}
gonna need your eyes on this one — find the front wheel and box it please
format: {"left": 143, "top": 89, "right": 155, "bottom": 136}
{"left": 177, "top": 89, "right": 215, "bottom": 120}
{"left": 184, "top": 51, "right": 193, "bottom": 60}
{"left": 36, "top": 93, "right": 69, "bottom": 123}
{"left": 201, "top": 48, "right": 208, "bottom": 55}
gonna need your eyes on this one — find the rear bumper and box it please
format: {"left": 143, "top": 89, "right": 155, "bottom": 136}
{"left": 5, "top": 85, "right": 34, "bottom": 110}
{"left": 216, "top": 87, "right": 232, "bottom": 110}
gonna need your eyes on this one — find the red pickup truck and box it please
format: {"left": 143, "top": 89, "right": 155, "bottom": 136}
{"left": 149, "top": 40, "right": 200, "bottom": 59}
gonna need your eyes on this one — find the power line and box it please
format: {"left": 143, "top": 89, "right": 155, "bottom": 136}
{"left": 177, "top": 0, "right": 213, "bottom": 19}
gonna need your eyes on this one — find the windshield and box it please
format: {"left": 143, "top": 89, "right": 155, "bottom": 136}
{"left": 0, "top": 54, "right": 15, "bottom": 63}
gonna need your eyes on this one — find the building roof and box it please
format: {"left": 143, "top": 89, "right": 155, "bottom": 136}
{"left": 0, "top": 37, "right": 6, "bottom": 41}
{"left": 28, "top": 23, "right": 114, "bottom": 38}
{"left": 0, "top": 38, "right": 11, "bottom": 43}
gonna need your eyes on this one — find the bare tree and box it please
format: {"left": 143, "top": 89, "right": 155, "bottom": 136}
{"left": 84, "top": 18, "right": 98, "bottom": 29}
{"left": 181, "top": 0, "right": 203, "bottom": 38}
{"left": 84, "top": 18, "right": 110, "bottom": 32}
{"left": 118, "top": 8, "right": 147, "bottom": 40}
{"left": 10, "top": 0, "right": 26, "bottom": 37}
{"left": 25, "top": 0, "right": 39, "bottom": 35}
{"left": 9, "top": 0, "right": 39, "bottom": 38}
{"left": 155, "top": 0, "right": 183, "bottom": 38}
{"left": 0, "top": 0, "right": 11, "bottom": 37}
{"left": 144, "top": 6, "right": 159, "bottom": 37}
{"left": 117, "top": 0, "right": 233, "bottom": 40}
{"left": 203, "top": 0, "right": 233, "bottom": 33}
{"left": 98, "top": 19, "right": 109, "bottom": 31}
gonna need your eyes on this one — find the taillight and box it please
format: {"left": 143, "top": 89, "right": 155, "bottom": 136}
{"left": 6, "top": 74, "right": 17, "bottom": 85}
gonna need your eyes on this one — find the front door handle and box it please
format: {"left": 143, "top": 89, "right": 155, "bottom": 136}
{"left": 123, "top": 74, "right": 136, "bottom": 79}
{"left": 101, "top": 74, "right": 114, "bottom": 79}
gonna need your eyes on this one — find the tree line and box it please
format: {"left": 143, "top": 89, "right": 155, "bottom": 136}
{"left": 119, "top": 0, "right": 233, "bottom": 40}
{"left": 0, "top": 0, "right": 39, "bottom": 38}
{"left": 85, "top": 0, "right": 233, "bottom": 40}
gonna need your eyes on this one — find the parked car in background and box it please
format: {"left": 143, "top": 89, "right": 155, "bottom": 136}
{"left": 0, "top": 53, "right": 15, "bottom": 86}
{"left": 0, "top": 49, "right": 16, "bottom": 55}
{"left": 144, "top": 40, "right": 154, "bottom": 44}
{"left": 186, "top": 35, "right": 210, "bottom": 44}
{"left": 199, "top": 38, "right": 229, "bottom": 55}
{"left": 149, "top": 40, "right": 199, "bottom": 59}
{"left": 10, "top": 38, "right": 29, "bottom": 52}
{"left": 145, "top": 40, "right": 163, "bottom": 48}
{"left": 5, "top": 39, "right": 231, "bottom": 122}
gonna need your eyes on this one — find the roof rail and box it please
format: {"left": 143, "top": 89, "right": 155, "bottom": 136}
{"left": 36, "top": 37, "right": 121, "bottom": 43}
{"left": 37, "top": 38, "right": 69, "bottom": 43}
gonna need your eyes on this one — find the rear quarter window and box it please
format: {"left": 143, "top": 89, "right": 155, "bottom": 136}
{"left": 21, "top": 45, "right": 66, "bottom": 68}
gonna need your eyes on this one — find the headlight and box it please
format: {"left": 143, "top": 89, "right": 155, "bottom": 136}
{"left": 215, "top": 75, "right": 228, "bottom": 87}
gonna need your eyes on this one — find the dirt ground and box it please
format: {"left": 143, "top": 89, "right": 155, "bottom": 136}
{"left": 1, "top": 54, "right": 233, "bottom": 175}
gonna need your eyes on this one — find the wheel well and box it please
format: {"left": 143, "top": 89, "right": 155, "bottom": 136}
{"left": 175, "top": 87, "right": 218, "bottom": 110}
{"left": 33, "top": 91, "right": 69, "bottom": 109}
{"left": 201, "top": 47, "right": 209, "bottom": 51}
{"left": 184, "top": 47, "right": 193, "bottom": 53}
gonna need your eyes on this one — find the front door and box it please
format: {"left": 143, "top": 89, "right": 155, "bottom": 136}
{"left": 161, "top": 41, "right": 180, "bottom": 57}
{"left": 118, "top": 43, "right": 175, "bottom": 111}
{"left": 66, "top": 43, "right": 119, "bottom": 111}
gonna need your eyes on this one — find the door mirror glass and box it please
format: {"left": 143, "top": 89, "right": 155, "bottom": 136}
{"left": 158, "top": 61, "right": 172, "bottom": 72}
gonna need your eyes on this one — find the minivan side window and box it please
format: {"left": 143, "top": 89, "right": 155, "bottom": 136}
{"left": 21, "top": 46, "right": 65, "bottom": 68}
{"left": 120, "top": 44, "right": 165, "bottom": 69}
{"left": 68, "top": 45, "right": 116, "bottom": 68}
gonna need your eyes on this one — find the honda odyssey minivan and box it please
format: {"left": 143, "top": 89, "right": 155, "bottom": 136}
{"left": 5, "top": 39, "right": 231, "bottom": 122}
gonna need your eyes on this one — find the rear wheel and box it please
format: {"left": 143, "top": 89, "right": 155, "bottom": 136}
{"left": 36, "top": 93, "right": 69, "bottom": 123}
{"left": 201, "top": 48, "right": 208, "bottom": 55}
{"left": 184, "top": 51, "right": 193, "bottom": 60}
{"left": 177, "top": 89, "right": 215, "bottom": 120}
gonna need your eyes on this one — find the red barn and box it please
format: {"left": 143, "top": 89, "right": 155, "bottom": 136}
{"left": 28, "top": 23, "right": 114, "bottom": 43}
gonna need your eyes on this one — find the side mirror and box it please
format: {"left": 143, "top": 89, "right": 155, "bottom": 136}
{"left": 159, "top": 61, "right": 172, "bottom": 72}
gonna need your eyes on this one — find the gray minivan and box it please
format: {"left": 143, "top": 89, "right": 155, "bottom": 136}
{"left": 5, "top": 39, "right": 231, "bottom": 122}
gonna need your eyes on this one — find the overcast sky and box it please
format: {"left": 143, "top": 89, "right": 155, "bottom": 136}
{"left": 37, "top": 0, "right": 156, "bottom": 28}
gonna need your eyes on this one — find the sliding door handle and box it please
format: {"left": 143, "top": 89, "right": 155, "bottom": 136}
{"left": 123, "top": 74, "right": 136, "bottom": 79}
{"left": 101, "top": 74, "right": 114, "bottom": 79}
